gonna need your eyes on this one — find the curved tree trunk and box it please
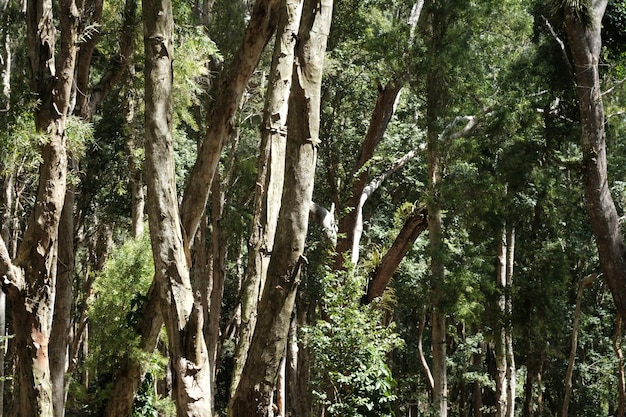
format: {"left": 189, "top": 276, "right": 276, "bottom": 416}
{"left": 564, "top": 0, "right": 626, "bottom": 317}
{"left": 362, "top": 207, "right": 427, "bottom": 303}
{"left": 229, "top": 1, "right": 333, "bottom": 415}
{"left": 179, "top": 0, "right": 281, "bottom": 241}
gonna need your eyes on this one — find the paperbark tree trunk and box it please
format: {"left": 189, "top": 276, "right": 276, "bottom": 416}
{"left": 0, "top": 0, "right": 79, "bottom": 415}
{"left": 426, "top": 17, "right": 447, "bottom": 415}
{"left": 229, "top": 1, "right": 333, "bottom": 415}
{"left": 230, "top": 0, "right": 303, "bottom": 396}
{"left": 564, "top": 0, "right": 626, "bottom": 318}
{"left": 143, "top": 0, "right": 212, "bottom": 414}
{"left": 179, "top": 0, "right": 281, "bottom": 242}
{"left": 105, "top": 1, "right": 280, "bottom": 414}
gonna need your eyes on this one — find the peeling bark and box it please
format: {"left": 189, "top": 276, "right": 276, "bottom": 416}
{"left": 229, "top": 1, "right": 333, "bottom": 414}
{"left": 230, "top": 0, "right": 303, "bottom": 396}
{"left": 143, "top": 0, "right": 212, "bottom": 413}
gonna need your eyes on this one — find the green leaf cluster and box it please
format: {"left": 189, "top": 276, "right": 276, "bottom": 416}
{"left": 304, "top": 269, "right": 403, "bottom": 417}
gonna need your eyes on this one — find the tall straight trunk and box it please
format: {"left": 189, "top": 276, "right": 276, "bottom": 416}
{"left": 206, "top": 175, "right": 227, "bottom": 416}
{"left": 231, "top": 0, "right": 303, "bottom": 395}
{"left": 562, "top": 273, "right": 598, "bottom": 417}
{"left": 143, "top": 0, "right": 212, "bottom": 414}
{"left": 425, "top": 3, "right": 449, "bottom": 413}
{"left": 0, "top": 0, "right": 79, "bottom": 415}
{"left": 505, "top": 228, "right": 516, "bottom": 417}
{"left": 49, "top": 186, "right": 75, "bottom": 417}
{"left": 427, "top": 119, "right": 446, "bottom": 415}
{"left": 614, "top": 315, "right": 626, "bottom": 417}
{"left": 229, "top": 1, "right": 333, "bottom": 415}
{"left": 495, "top": 227, "right": 508, "bottom": 417}
{"left": 564, "top": 1, "right": 626, "bottom": 318}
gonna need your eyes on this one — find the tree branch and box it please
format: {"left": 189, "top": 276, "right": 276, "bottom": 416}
{"left": 362, "top": 206, "right": 427, "bottom": 304}
{"left": 543, "top": 15, "right": 574, "bottom": 80}
{"left": 0, "top": 234, "right": 22, "bottom": 295}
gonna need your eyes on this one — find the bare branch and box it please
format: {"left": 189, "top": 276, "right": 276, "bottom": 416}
{"left": 543, "top": 15, "right": 574, "bottom": 79}
{"left": 602, "top": 77, "right": 626, "bottom": 97}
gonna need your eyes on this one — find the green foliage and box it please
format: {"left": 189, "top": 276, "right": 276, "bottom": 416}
{"left": 76, "top": 234, "right": 170, "bottom": 414}
{"left": 304, "top": 268, "right": 403, "bottom": 417}
{"left": 88, "top": 234, "right": 155, "bottom": 372}
{"left": 132, "top": 374, "right": 175, "bottom": 417}
{"left": 173, "top": 25, "right": 220, "bottom": 131}
{"left": 0, "top": 103, "right": 43, "bottom": 177}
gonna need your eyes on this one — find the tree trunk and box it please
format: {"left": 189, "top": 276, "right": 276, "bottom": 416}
{"left": 363, "top": 206, "right": 427, "bottom": 303}
{"left": 562, "top": 273, "right": 598, "bottom": 416}
{"left": 0, "top": 14, "right": 11, "bottom": 416}
{"left": 334, "top": 80, "right": 404, "bottom": 266}
{"left": 505, "top": 228, "right": 515, "bottom": 417}
{"left": 49, "top": 186, "right": 75, "bottom": 417}
{"left": 230, "top": 0, "right": 303, "bottom": 395}
{"left": 0, "top": 0, "right": 79, "bottom": 415}
{"left": 564, "top": 1, "right": 626, "bottom": 318}
{"left": 143, "top": 0, "right": 212, "bottom": 414}
{"left": 614, "top": 315, "right": 626, "bottom": 417}
{"left": 229, "top": 1, "right": 333, "bottom": 415}
{"left": 418, "top": 306, "right": 434, "bottom": 393}
{"left": 495, "top": 227, "right": 508, "bottom": 417}
{"left": 179, "top": 0, "right": 281, "bottom": 242}
{"left": 206, "top": 175, "right": 227, "bottom": 416}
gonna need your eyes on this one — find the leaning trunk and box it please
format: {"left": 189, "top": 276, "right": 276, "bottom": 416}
{"left": 143, "top": 0, "right": 211, "bottom": 414}
{"left": 564, "top": 0, "right": 626, "bottom": 317}
{"left": 229, "top": 1, "right": 333, "bottom": 415}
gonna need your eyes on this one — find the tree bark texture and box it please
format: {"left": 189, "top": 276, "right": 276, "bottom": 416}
{"left": 0, "top": 0, "right": 79, "bottom": 415}
{"left": 143, "top": 0, "right": 211, "bottom": 414}
{"left": 495, "top": 226, "right": 516, "bottom": 417}
{"left": 49, "top": 187, "right": 75, "bottom": 417}
{"left": 564, "top": 1, "right": 626, "bottom": 318}
{"left": 179, "top": 0, "right": 281, "bottom": 243}
{"left": 229, "top": 1, "right": 333, "bottom": 415}
{"left": 105, "top": 1, "right": 282, "bottom": 413}
{"left": 230, "top": 0, "right": 303, "bottom": 396}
